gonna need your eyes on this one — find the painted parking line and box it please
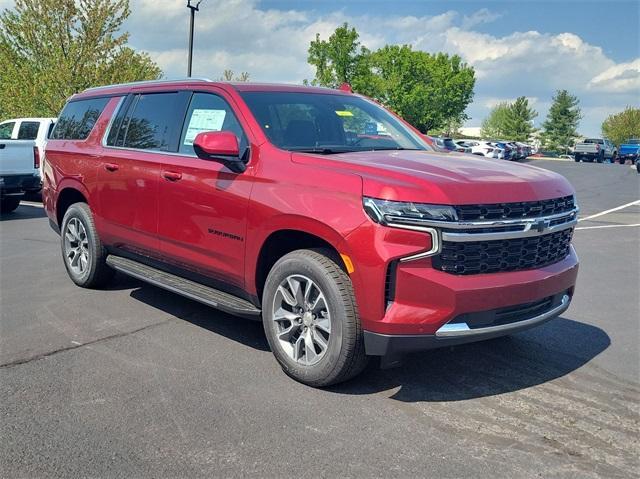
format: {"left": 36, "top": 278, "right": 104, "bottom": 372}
{"left": 576, "top": 223, "right": 640, "bottom": 231}
{"left": 578, "top": 200, "right": 640, "bottom": 222}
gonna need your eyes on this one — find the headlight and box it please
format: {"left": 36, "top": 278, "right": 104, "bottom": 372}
{"left": 363, "top": 197, "right": 457, "bottom": 225}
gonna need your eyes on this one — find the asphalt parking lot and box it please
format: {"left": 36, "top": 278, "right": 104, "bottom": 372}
{"left": 1, "top": 160, "right": 638, "bottom": 478}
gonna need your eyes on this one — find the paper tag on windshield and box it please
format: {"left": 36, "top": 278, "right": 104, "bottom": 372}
{"left": 184, "top": 109, "right": 227, "bottom": 145}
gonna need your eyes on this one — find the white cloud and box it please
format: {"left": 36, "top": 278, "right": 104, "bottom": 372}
{"left": 588, "top": 59, "right": 640, "bottom": 93}
{"left": 461, "top": 8, "right": 503, "bottom": 29}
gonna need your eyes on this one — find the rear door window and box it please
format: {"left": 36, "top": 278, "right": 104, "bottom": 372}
{"left": 17, "top": 121, "right": 40, "bottom": 140}
{"left": 51, "top": 97, "right": 109, "bottom": 140}
{"left": 113, "top": 92, "right": 186, "bottom": 152}
{"left": 0, "top": 122, "right": 15, "bottom": 140}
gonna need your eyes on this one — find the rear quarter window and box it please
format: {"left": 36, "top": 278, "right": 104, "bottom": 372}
{"left": 51, "top": 97, "right": 109, "bottom": 140}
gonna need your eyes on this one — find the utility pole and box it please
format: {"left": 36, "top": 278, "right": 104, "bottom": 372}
{"left": 187, "top": 1, "right": 203, "bottom": 77}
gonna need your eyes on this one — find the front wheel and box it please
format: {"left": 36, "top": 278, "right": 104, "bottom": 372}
{"left": 0, "top": 196, "right": 21, "bottom": 214}
{"left": 262, "top": 249, "right": 368, "bottom": 387}
{"left": 60, "top": 202, "right": 114, "bottom": 288}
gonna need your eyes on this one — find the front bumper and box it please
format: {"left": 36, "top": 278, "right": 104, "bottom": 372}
{"left": 365, "top": 292, "right": 570, "bottom": 356}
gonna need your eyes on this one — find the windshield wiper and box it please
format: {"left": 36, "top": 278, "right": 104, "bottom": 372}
{"left": 288, "top": 147, "right": 355, "bottom": 155}
{"left": 368, "top": 147, "right": 422, "bottom": 151}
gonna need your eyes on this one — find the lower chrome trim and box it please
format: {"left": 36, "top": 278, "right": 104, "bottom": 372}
{"left": 436, "top": 294, "right": 570, "bottom": 338}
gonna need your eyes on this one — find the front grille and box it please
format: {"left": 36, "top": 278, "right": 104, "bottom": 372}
{"left": 455, "top": 195, "right": 575, "bottom": 221}
{"left": 433, "top": 228, "right": 573, "bottom": 275}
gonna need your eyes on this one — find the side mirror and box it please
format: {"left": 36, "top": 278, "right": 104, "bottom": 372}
{"left": 193, "top": 131, "right": 246, "bottom": 173}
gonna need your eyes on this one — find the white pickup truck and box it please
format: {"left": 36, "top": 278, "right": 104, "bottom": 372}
{"left": 573, "top": 138, "right": 617, "bottom": 163}
{"left": 0, "top": 118, "right": 56, "bottom": 213}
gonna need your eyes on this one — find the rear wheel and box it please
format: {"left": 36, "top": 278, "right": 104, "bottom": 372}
{"left": 61, "top": 202, "right": 114, "bottom": 288}
{"left": 574, "top": 156, "right": 581, "bottom": 162}
{"left": 596, "top": 151, "right": 604, "bottom": 163}
{"left": 262, "top": 249, "right": 368, "bottom": 387}
{"left": 0, "top": 196, "right": 21, "bottom": 214}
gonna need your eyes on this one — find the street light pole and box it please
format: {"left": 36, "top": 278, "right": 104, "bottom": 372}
{"left": 187, "top": 0, "right": 203, "bottom": 77}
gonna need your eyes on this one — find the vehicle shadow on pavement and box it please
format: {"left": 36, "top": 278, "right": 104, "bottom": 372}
{"left": 329, "top": 318, "right": 610, "bottom": 401}
{"left": 128, "top": 281, "right": 270, "bottom": 352}
{"left": 0, "top": 204, "right": 46, "bottom": 221}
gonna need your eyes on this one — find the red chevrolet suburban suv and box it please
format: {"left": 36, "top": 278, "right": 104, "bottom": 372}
{"left": 43, "top": 79, "right": 579, "bottom": 386}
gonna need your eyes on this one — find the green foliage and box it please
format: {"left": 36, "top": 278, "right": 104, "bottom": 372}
{"left": 541, "top": 90, "right": 582, "bottom": 153}
{"left": 480, "top": 102, "right": 511, "bottom": 139}
{"left": 0, "top": 0, "right": 162, "bottom": 119}
{"left": 601, "top": 107, "right": 640, "bottom": 146}
{"left": 307, "top": 25, "right": 475, "bottom": 133}
{"left": 307, "top": 22, "right": 370, "bottom": 88}
{"left": 504, "top": 97, "right": 537, "bottom": 141}
{"left": 480, "top": 97, "right": 537, "bottom": 141}
{"left": 219, "top": 70, "right": 250, "bottom": 82}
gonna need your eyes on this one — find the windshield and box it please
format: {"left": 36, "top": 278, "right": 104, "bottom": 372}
{"left": 240, "top": 91, "right": 431, "bottom": 153}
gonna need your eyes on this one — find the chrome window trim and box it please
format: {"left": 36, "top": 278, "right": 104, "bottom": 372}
{"left": 101, "top": 96, "right": 125, "bottom": 147}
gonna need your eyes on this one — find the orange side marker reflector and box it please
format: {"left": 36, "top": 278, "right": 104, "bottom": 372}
{"left": 340, "top": 254, "right": 355, "bottom": 274}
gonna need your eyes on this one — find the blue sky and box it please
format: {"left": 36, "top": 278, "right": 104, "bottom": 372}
{"left": 4, "top": 0, "right": 637, "bottom": 136}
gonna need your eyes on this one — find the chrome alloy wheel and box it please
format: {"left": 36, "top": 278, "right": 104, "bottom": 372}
{"left": 272, "top": 274, "right": 331, "bottom": 366}
{"left": 63, "top": 217, "right": 90, "bottom": 275}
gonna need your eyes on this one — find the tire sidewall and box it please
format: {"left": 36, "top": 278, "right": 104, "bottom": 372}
{"left": 262, "top": 253, "right": 349, "bottom": 385}
{"left": 60, "top": 203, "right": 98, "bottom": 286}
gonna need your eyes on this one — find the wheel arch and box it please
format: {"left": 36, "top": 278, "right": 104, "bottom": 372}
{"left": 56, "top": 186, "right": 89, "bottom": 226}
{"left": 252, "top": 222, "right": 353, "bottom": 304}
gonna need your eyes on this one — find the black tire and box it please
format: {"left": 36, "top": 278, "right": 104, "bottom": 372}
{"left": 262, "top": 248, "right": 368, "bottom": 387}
{"left": 574, "top": 156, "right": 581, "bottom": 162}
{"left": 0, "top": 196, "right": 21, "bottom": 214}
{"left": 60, "top": 202, "right": 114, "bottom": 288}
{"left": 596, "top": 151, "right": 604, "bottom": 163}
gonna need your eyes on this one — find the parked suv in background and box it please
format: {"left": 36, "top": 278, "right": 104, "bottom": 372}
{"left": 44, "top": 79, "right": 579, "bottom": 386}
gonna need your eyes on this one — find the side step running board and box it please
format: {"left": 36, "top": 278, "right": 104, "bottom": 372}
{"left": 106, "top": 255, "right": 262, "bottom": 318}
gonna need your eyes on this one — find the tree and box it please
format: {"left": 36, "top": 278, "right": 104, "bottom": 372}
{"left": 307, "top": 26, "right": 476, "bottom": 133}
{"left": 480, "top": 102, "right": 511, "bottom": 139}
{"left": 219, "top": 70, "right": 250, "bottom": 82}
{"left": 365, "top": 46, "right": 475, "bottom": 133}
{"left": 540, "top": 90, "right": 582, "bottom": 153}
{"left": 504, "top": 97, "right": 537, "bottom": 141}
{"left": 307, "top": 22, "right": 370, "bottom": 88}
{"left": 0, "top": 0, "right": 162, "bottom": 119}
{"left": 480, "top": 97, "right": 537, "bottom": 140}
{"left": 601, "top": 107, "right": 640, "bottom": 146}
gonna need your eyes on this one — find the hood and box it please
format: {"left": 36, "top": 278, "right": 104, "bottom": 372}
{"left": 292, "top": 149, "right": 574, "bottom": 205}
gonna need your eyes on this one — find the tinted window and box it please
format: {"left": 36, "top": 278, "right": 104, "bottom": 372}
{"left": 584, "top": 139, "right": 604, "bottom": 144}
{"left": 179, "top": 93, "right": 247, "bottom": 155}
{"left": 120, "top": 93, "right": 182, "bottom": 151}
{"left": 0, "top": 122, "right": 15, "bottom": 139}
{"left": 51, "top": 98, "right": 109, "bottom": 140}
{"left": 241, "top": 91, "right": 429, "bottom": 153}
{"left": 17, "top": 121, "right": 40, "bottom": 140}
